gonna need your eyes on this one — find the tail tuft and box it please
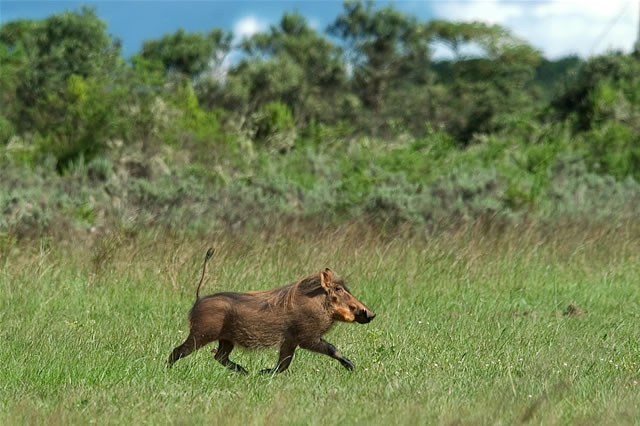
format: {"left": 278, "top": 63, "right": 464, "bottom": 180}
{"left": 205, "top": 247, "right": 214, "bottom": 261}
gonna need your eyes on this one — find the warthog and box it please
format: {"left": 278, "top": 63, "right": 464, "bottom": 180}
{"left": 168, "top": 248, "right": 375, "bottom": 374}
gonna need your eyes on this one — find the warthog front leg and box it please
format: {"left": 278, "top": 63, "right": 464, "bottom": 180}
{"left": 300, "top": 338, "right": 354, "bottom": 370}
{"left": 261, "top": 340, "right": 297, "bottom": 374}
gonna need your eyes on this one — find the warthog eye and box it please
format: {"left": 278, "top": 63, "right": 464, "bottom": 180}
{"left": 335, "top": 287, "right": 343, "bottom": 293}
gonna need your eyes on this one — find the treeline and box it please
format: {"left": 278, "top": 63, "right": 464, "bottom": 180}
{"left": 1, "top": 1, "right": 640, "bottom": 237}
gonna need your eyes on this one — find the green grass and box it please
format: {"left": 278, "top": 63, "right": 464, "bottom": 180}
{"left": 1, "top": 223, "right": 639, "bottom": 425}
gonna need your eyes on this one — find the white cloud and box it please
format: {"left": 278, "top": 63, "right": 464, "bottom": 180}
{"left": 308, "top": 17, "right": 321, "bottom": 31}
{"left": 431, "top": 1, "right": 639, "bottom": 58}
{"left": 233, "top": 15, "right": 268, "bottom": 40}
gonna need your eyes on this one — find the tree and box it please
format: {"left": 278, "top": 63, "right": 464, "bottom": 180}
{"left": 329, "top": 0, "right": 431, "bottom": 134}
{"left": 552, "top": 53, "right": 640, "bottom": 131}
{"left": 550, "top": 53, "right": 640, "bottom": 179}
{"left": 141, "top": 28, "right": 232, "bottom": 78}
{"left": 533, "top": 56, "right": 582, "bottom": 102}
{"left": 0, "top": 7, "right": 121, "bottom": 133}
{"left": 33, "top": 74, "right": 126, "bottom": 170}
{"left": 426, "top": 20, "right": 542, "bottom": 142}
{"left": 222, "top": 12, "right": 347, "bottom": 128}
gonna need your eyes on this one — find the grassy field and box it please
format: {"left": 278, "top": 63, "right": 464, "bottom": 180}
{"left": 1, "top": 222, "right": 639, "bottom": 425}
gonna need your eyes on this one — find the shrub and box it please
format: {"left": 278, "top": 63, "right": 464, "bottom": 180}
{"left": 579, "top": 121, "right": 640, "bottom": 180}
{"left": 252, "top": 101, "right": 296, "bottom": 151}
{"left": 0, "top": 115, "right": 15, "bottom": 145}
{"left": 33, "top": 75, "right": 124, "bottom": 171}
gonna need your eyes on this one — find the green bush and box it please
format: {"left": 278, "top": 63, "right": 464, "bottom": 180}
{"left": 33, "top": 75, "right": 124, "bottom": 171}
{"left": 541, "top": 155, "right": 640, "bottom": 220}
{"left": 253, "top": 101, "right": 296, "bottom": 150}
{"left": 0, "top": 115, "right": 15, "bottom": 145}
{"left": 579, "top": 121, "right": 640, "bottom": 180}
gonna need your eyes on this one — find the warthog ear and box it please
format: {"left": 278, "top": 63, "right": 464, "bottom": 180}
{"left": 320, "top": 268, "right": 334, "bottom": 290}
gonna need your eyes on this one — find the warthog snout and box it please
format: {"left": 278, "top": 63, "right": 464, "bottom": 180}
{"left": 355, "top": 308, "right": 376, "bottom": 324}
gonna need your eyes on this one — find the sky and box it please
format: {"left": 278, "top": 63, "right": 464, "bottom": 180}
{"left": 1, "top": 1, "right": 639, "bottom": 59}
